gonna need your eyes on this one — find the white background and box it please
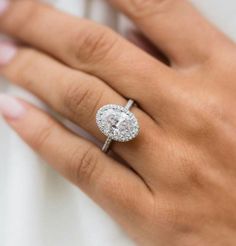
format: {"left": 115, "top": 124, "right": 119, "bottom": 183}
{"left": 1, "top": 1, "right": 236, "bottom": 246}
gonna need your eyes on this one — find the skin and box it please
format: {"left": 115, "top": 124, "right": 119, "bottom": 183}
{"left": 1, "top": 0, "right": 236, "bottom": 245}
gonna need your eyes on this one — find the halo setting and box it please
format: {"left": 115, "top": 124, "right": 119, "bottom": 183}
{"left": 96, "top": 104, "right": 139, "bottom": 142}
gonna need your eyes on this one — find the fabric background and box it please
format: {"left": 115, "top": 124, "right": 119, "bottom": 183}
{"left": 1, "top": 1, "right": 236, "bottom": 245}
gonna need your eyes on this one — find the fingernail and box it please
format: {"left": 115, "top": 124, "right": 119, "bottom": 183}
{"left": 0, "top": 0, "right": 9, "bottom": 15}
{"left": 0, "top": 94, "right": 26, "bottom": 119}
{"left": 0, "top": 42, "right": 17, "bottom": 66}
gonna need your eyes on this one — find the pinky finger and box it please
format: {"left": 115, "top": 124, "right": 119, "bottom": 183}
{"left": 0, "top": 94, "right": 153, "bottom": 230}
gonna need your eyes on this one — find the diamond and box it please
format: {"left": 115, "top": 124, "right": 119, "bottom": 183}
{"left": 96, "top": 104, "right": 139, "bottom": 142}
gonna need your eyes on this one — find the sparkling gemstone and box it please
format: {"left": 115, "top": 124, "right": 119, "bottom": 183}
{"left": 96, "top": 104, "right": 139, "bottom": 142}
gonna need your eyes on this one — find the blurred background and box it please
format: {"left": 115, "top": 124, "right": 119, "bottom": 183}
{"left": 1, "top": 1, "right": 236, "bottom": 246}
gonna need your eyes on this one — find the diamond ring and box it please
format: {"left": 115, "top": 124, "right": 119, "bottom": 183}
{"left": 96, "top": 99, "right": 140, "bottom": 153}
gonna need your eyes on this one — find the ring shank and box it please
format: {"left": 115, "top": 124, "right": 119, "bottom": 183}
{"left": 102, "top": 99, "right": 135, "bottom": 153}
{"left": 125, "top": 99, "right": 135, "bottom": 111}
{"left": 102, "top": 137, "right": 113, "bottom": 153}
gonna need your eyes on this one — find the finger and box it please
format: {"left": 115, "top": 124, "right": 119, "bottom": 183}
{"left": 0, "top": 94, "right": 153, "bottom": 226}
{"left": 1, "top": 43, "right": 161, "bottom": 179}
{"left": 0, "top": 0, "right": 176, "bottom": 117}
{"left": 108, "top": 0, "right": 231, "bottom": 67}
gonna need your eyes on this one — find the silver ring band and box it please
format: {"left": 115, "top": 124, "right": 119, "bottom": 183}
{"left": 102, "top": 136, "right": 113, "bottom": 153}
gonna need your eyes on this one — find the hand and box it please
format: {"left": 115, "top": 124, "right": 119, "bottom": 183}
{"left": 0, "top": 1, "right": 236, "bottom": 245}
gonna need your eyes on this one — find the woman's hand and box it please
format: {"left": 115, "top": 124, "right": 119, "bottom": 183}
{"left": 1, "top": 1, "right": 236, "bottom": 245}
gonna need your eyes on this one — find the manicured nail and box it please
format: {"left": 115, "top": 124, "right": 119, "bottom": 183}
{"left": 0, "top": 94, "right": 26, "bottom": 119}
{"left": 0, "top": 0, "right": 9, "bottom": 15}
{"left": 0, "top": 42, "right": 17, "bottom": 66}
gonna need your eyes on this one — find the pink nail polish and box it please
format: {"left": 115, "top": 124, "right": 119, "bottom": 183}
{"left": 0, "top": 0, "right": 9, "bottom": 15}
{"left": 0, "top": 42, "right": 17, "bottom": 66}
{"left": 0, "top": 94, "right": 26, "bottom": 119}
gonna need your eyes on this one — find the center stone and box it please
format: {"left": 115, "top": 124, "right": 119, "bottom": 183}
{"left": 96, "top": 104, "right": 139, "bottom": 142}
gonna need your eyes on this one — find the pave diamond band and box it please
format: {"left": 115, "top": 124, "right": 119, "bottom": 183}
{"left": 96, "top": 99, "right": 140, "bottom": 153}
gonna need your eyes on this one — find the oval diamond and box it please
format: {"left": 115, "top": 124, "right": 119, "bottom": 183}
{"left": 96, "top": 104, "right": 139, "bottom": 142}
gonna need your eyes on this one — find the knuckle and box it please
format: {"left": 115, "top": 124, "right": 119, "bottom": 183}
{"left": 69, "top": 145, "right": 99, "bottom": 184}
{"left": 64, "top": 82, "right": 104, "bottom": 125}
{"left": 71, "top": 23, "right": 119, "bottom": 64}
{"left": 125, "top": 0, "right": 171, "bottom": 19}
{"left": 28, "top": 118, "right": 54, "bottom": 151}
